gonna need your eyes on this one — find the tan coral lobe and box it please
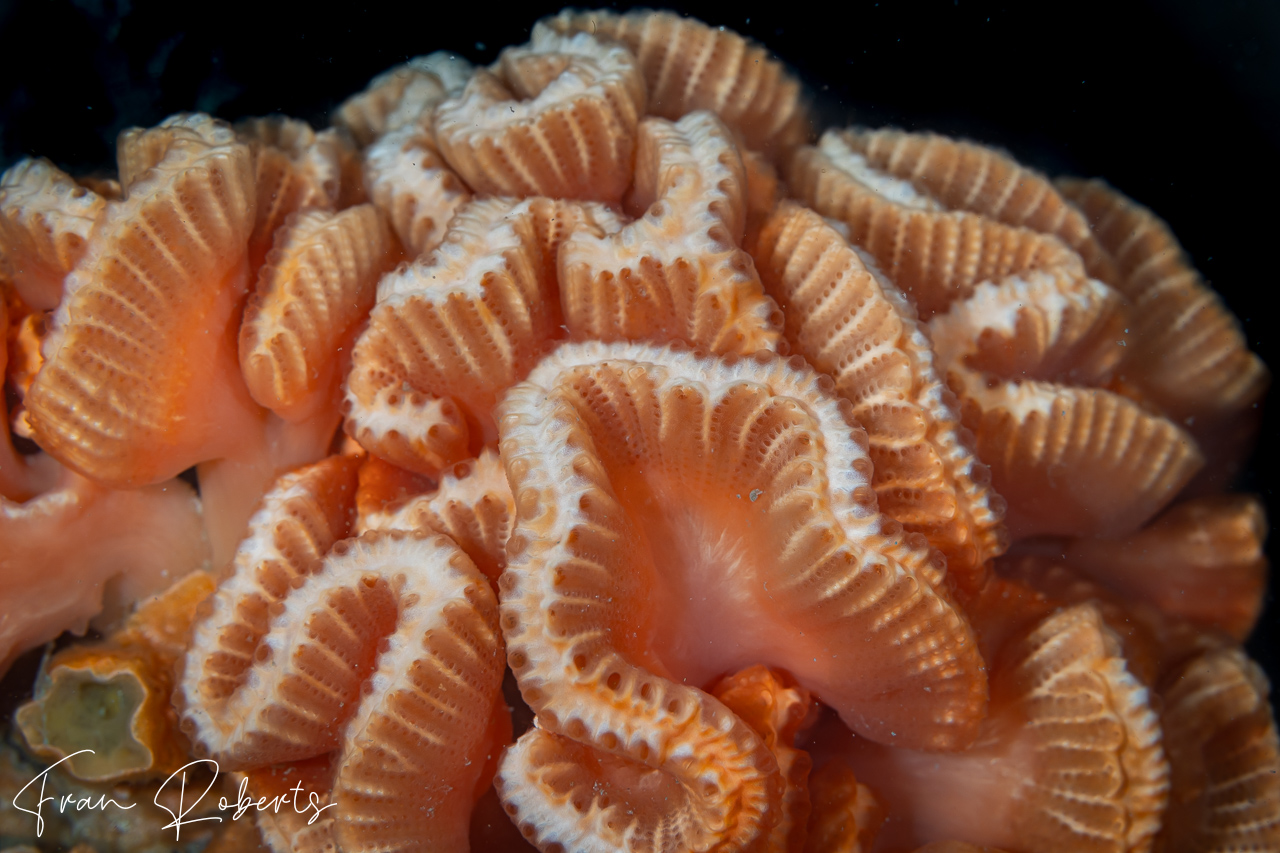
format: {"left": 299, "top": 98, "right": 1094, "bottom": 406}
{"left": 803, "top": 760, "right": 884, "bottom": 853}
{"left": 1, "top": 472, "right": 210, "bottom": 674}
{"left": 364, "top": 120, "right": 472, "bottom": 259}
{"left": 353, "top": 451, "right": 433, "bottom": 524}
{"left": 344, "top": 196, "right": 622, "bottom": 476}
{"left": 27, "top": 113, "right": 257, "bottom": 487}
{"left": 496, "top": 340, "right": 990, "bottom": 852}
{"left": 0, "top": 157, "right": 107, "bottom": 311}
{"left": 334, "top": 52, "right": 474, "bottom": 148}
{"left": 711, "top": 666, "right": 818, "bottom": 853}
{"left": 1058, "top": 177, "right": 1268, "bottom": 425}
{"left": 1, "top": 295, "right": 58, "bottom": 501}
{"left": 991, "top": 554, "right": 1203, "bottom": 689}
{"left": 352, "top": 53, "right": 475, "bottom": 260}
{"left": 751, "top": 201, "right": 1005, "bottom": 594}
{"left": 5, "top": 304, "right": 48, "bottom": 443}
{"left": 544, "top": 8, "right": 810, "bottom": 154}
{"left": 1053, "top": 495, "right": 1268, "bottom": 641}
{"left": 32, "top": 112, "right": 347, "bottom": 570}
{"left": 1156, "top": 647, "right": 1280, "bottom": 852}
{"left": 186, "top": 528, "right": 506, "bottom": 852}
{"left": 246, "top": 755, "right": 339, "bottom": 853}
{"left": 837, "top": 128, "right": 1119, "bottom": 285}
{"left": 180, "top": 450, "right": 500, "bottom": 853}
{"left": 928, "top": 268, "right": 1203, "bottom": 538}
{"left": 789, "top": 129, "right": 1082, "bottom": 318}
{"left": 179, "top": 454, "right": 361, "bottom": 759}
{"left": 239, "top": 204, "right": 395, "bottom": 422}
{"left": 114, "top": 111, "right": 232, "bottom": 191}
{"left": 434, "top": 26, "right": 646, "bottom": 202}
{"left": 498, "top": 339, "right": 986, "bottom": 749}
{"left": 235, "top": 116, "right": 352, "bottom": 272}
{"left": 828, "top": 603, "right": 1169, "bottom": 853}
{"left": 792, "top": 127, "right": 1204, "bottom": 538}
{"left": 560, "top": 111, "right": 783, "bottom": 356}
{"left": 361, "top": 447, "right": 514, "bottom": 585}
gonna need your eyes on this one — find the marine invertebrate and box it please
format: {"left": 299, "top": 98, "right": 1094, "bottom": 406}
{"left": 239, "top": 204, "right": 395, "bottom": 421}
{"left": 927, "top": 266, "right": 1202, "bottom": 538}
{"left": 354, "top": 52, "right": 474, "bottom": 259}
{"left": 1, "top": 279, "right": 212, "bottom": 672}
{"left": 364, "top": 120, "right": 472, "bottom": 259}
{"left": 344, "top": 196, "right": 623, "bottom": 476}
{"left": 0, "top": 471, "right": 210, "bottom": 672}
{"left": 788, "top": 130, "right": 1077, "bottom": 319}
{"left": 179, "top": 454, "right": 362, "bottom": 733}
{"left": 1156, "top": 646, "right": 1280, "bottom": 851}
{"left": 23, "top": 113, "right": 343, "bottom": 563}
{"left": 346, "top": 107, "right": 780, "bottom": 482}
{"left": 790, "top": 130, "right": 1204, "bottom": 538}
{"left": 353, "top": 451, "right": 434, "bottom": 522}
{"left": 710, "top": 666, "right": 818, "bottom": 852}
{"left": 543, "top": 8, "right": 810, "bottom": 154}
{"left": 1, "top": 292, "right": 57, "bottom": 500}
{"left": 559, "top": 111, "right": 782, "bottom": 355}
{"left": 360, "top": 447, "right": 514, "bottom": 585}
{"left": 0, "top": 8, "right": 1274, "bottom": 852}
{"left": 980, "top": 555, "right": 1280, "bottom": 852}
{"left": 1057, "top": 178, "right": 1268, "bottom": 426}
{"left": 335, "top": 53, "right": 475, "bottom": 149}
{"left": 1041, "top": 494, "right": 1267, "bottom": 641}
{"left": 180, "top": 457, "right": 508, "bottom": 851}
{"left": 0, "top": 157, "right": 106, "bottom": 311}
{"left": 194, "top": 530, "right": 506, "bottom": 850}
{"left": 829, "top": 129, "right": 1119, "bottom": 285}
{"left": 819, "top": 604, "right": 1169, "bottom": 853}
{"left": 23, "top": 112, "right": 258, "bottom": 481}
{"left": 751, "top": 201, "right": 1004, "bottom": 593}
{"left": 494, "top": 340, "right": 986, "bottom": 851}
{"left": 434, "top": 25, "right": 646, "bottom": 201}
{"left": 803, "top": 760, "right": 884, "bottom": 853}
{"left": 235, "top": 115, "right": 356, "bottom": 272}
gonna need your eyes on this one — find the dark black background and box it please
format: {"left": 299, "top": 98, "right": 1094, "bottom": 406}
{"left": 0, "top": 0, "right": 1276, "bottom": 676}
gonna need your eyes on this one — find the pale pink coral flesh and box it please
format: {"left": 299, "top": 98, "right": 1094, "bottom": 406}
{"left": 493, "top": 340, "right": 987, "bottom": 852}
{"left": 811, "top": 604, "right": 1168, "bottom": 853}
{"left": 19, "top": 115, "right": 340, "bottom": 566}
{"left": 0, "top": 473, "right": 209, "bottom": 672}
{"left": 498, "top": 341, "right": 987, "bottom": 752}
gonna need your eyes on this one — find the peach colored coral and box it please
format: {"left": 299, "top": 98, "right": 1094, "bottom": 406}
{"left": 0, "top": 10, "right": 1275, "bottom": 853}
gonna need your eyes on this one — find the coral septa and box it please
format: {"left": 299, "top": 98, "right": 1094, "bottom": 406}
{"left": 239, "top": 205, "right": 395, "bottom": 422}
{"left": 544, "top": 8, "right": 811, "bottom": 154}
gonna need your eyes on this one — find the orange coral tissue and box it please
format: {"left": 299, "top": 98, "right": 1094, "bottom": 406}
{"left": 0, "top": 9, "right": 1275, "bottom": 853}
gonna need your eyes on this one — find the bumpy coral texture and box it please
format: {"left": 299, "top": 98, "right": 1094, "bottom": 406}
{"left": 434, "top": 26, "right": 646, "bottom": 202}
{"left": 180, "top": 458, "right": 507, "bottom": 852}
{"left": 239, "top": 205, "right": 395, "bottom": 421}
{"left": 544, "top": 8, "right": 810, "bottom": 154}
{"left": 495, "top": 341, "right": 988, "bottom": 851}
{"left": 344, "top": 196, "right": 624, "bottom": 477}
{"left": 27, "top": 114, "right": 257, "bottom": 486}
{"left": 0, "top": 157, "right": 106, "bottom": 310}
{"left": 790, "top": 128, "right": 1206, "bottom": 540}
{"left": 751, "top": 201, "right": 1005, "bottom": 594}
{"left": 1, "top": 9, "right": 1274, "bottom": 853}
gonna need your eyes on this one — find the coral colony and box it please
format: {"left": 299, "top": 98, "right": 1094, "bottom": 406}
{"left": 1, "top": 8, "right": 1277, "bottom": 853}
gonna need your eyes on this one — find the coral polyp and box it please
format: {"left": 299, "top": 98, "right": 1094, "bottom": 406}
{"left": 0, "top": 6, "right": 1274, "bottom": 853}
